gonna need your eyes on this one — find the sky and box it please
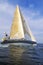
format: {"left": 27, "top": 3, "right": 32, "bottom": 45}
{"left": 0, "top": 0, "right": 43, "bottom": 43}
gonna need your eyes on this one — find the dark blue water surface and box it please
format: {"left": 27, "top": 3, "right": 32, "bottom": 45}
{"left": 0, "top": 43, "right": 43, "bottom": 65}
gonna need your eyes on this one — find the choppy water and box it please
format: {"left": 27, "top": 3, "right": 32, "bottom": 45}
{"left": 0, "top": 43, "right": 43, "bottom": 65}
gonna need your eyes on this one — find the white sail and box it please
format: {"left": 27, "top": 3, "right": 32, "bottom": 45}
{"left": 20, "top": 14, "right": 36, "bottom": 41}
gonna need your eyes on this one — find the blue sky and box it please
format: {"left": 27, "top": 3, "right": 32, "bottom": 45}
{"left": 0, "top": 0, "right": 43, "bottom": 43}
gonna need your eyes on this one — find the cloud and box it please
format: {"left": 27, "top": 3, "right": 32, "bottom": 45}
{"left": 0, "top": 2, "right": 15, "bottom": 15}
{"left": 0, "top": 2, "right": 15, "bottom": 34}
{"left": 29, "top": 4, "right": 34, "bottom": 8}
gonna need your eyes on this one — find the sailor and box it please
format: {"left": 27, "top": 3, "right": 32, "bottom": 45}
{"left": 2, "top": 32, "right": 10, "bottom": 41}
{"left": 5, "top": 32, "right": 10, "bottom": 39}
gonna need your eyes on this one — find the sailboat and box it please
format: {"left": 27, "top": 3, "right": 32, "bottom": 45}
{"left": 1, "top": 5, "right": 36, "bottom": 44}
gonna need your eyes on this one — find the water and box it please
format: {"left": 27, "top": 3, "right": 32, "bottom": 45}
{"left": 0, "top": 42, "right": 43, "bottom": 65}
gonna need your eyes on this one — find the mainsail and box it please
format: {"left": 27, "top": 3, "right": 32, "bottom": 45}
{"left": 10, "top": 5, "right": 24, "bottom": 39}
{"left": 10, "top": 5, "right": 36, "bottom": 41}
